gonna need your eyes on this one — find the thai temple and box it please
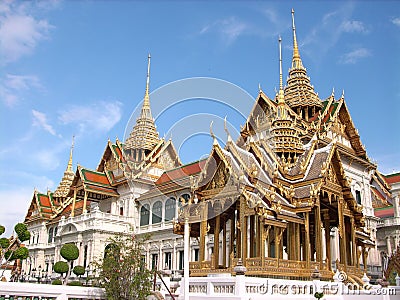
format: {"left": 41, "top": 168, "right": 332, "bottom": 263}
{"left": 23, "top": 10, "right": 400, "bottom": 288}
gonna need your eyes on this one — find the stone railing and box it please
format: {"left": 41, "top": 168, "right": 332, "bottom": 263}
{"left": 0, "top": 282, "right": 105, "bottom": 299}
{"left": 182, "top": 274, "right": 400, "bottom": 299}
{"left": 377, "top": 217, "right": 400, "bottom": 228}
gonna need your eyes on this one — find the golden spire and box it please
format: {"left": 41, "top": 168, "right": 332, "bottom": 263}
{"left": 67, "top": 135, "right": 74, "bottom": 173}
{"left": 291, "top": 9, "right": 303, "bottom": 69}
{"left": 277, "top": 36, "right": 286, "bottom": 118}
{"left": 143, "top": 53, "right": 151, "bottom": 110}
{"left": 53, "top": 136, "right": 75, "bottom": 198}
{"left": 284, "top": 9, "right": 322, "bottom": 114}
{"left": 125, "top": 54, "right": 160, "bottom": 153}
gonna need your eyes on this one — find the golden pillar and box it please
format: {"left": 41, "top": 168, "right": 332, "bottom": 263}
{"left": 338, "top": 197, "right": 347, "bottom": 269}
{"left": 214, "top": 214, "right": 220, "bottom": 268}
{"left": 305, "top": 212, "right": 311, "bottom": 268}
{"left": 323, "top": 210, "right": 331, "bottom": 270}
{"left": 222, "top": 219, "right": 227, "bottom": 268}
{"left": 199, "top": 219, "right": 207, "bottom": 263}
{"left": 230, "top": 216, "right": 235, "bottom": 266}
{"left": 242, "top": 216, "right": 248, "bottom": 262}
{"left": 71, "top": 187, "right": 77, "bottom": 217}
{"left": 249, "top": 215, "right": 254, "bottom": 257}
{"left": 315, "top": 203, "right": 323, "bottom": 267}
{"left": 83, "top": 191, "right": 88, "bottom": 214}
{"left": 350, "top": 217, "right": 357, "bottom": 266}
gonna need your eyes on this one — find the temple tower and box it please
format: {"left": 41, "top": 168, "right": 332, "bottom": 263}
{"left": 125, "top": 54, "right": 161, "bottom": 162}
{"left": 53, "top": 137, "right": 75, "bottom": 198}
{"left": 284, "top": 9, "right": 322, "bottom": 121}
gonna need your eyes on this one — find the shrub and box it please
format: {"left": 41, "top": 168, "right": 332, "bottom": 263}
{"left": 52, "top": 279, "right": 62, "bottom": 285}
{"left": 18, "top": 230, "right": 31, "bottom": 242}
{"left": 0, "top": 238, "right": 10, "bottom": 249}
{"left": 14, "top": 223, "right": 28, "bottom": 237}
{"left": 12, "top": 247, "right": 29, "bottom": 260}
{"left": 60, "top": 243, "right": 79, "bottom": 261}
{"left": 54, "top": 261, "right": 69, "bottom": 274}
{"left": 68, "top": 281, "right": 82, "bottom": 286}
{"left": 0, "top": 225, "right": 5, "bottom": 236}
{"left": 73, "top": 265, "right": 85, "bottom": 276}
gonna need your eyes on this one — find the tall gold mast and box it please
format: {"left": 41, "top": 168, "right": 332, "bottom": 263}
{"left": 143, "top": 53, "right": 151, "bottom": 111}
{"left": 291, "top": 9, "right": 303, "bottom": 69}
{"left": 277, "top": 36, "right": 286, "bottom": 118}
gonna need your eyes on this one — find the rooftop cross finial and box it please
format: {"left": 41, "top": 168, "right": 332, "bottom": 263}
{"left": 291, "top": 9, "right": 303, "bottom": 69}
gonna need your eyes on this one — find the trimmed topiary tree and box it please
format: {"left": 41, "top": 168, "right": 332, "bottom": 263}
{"left": 53, "top": 261, "right": 69, "bottom": 283}
{"left": 0, "top": 222, "right": 31, "bottom": 281}
{"left": 55, "top": 243, "right": 84, "bottom": 285}
{"left": 73, "top": 265, "right": 85, "bottom": 277}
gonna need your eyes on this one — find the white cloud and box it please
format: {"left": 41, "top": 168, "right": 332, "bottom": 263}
{"left": 340, "top": 20, "right": 368, "bottom": 33}
{"left": 0, "top": 1, "right": 54, "bottom": 64}
{"left": 59, "top": 101, "right": 123, "bottom": 134}
{"left": 0, "top": 171, "right": 55, "bottom": 236}
{"left": 0, "top": 74, "right": 42, "bottom": 107}
{"left": 392, "top": 17, "right": 400, "bottom": 27}
{"left": 340, "top": 48, "right": 371, "bottom": 64}
{"left": 200, "top": 17, "right": 248, "bottom": 44}
{"left": 32, "top": 109, "right": 58, "bottom": 136}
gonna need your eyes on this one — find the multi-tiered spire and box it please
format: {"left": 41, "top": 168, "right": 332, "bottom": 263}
{"left": 125, "top": 54, "right": 160, "bottom": 160}
{"left": 53, "top": 137, "right": 75, "bottom": 198}
{"left": 284, "top": 9, "right": 321, "bottom": 121}
{"left": 271, "top": 36, "right": 303, "bottom": 163}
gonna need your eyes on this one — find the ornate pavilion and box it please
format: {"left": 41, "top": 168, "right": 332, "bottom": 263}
{"left": 172, "top": 10, "right": 384, "bottom": 284}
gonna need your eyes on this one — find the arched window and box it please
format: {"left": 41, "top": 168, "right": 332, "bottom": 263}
{"left": 48, "top": 228, "right": 53, "bottom": 243}
{"left": 152, "top": 201, "right": 162, "bottom": 224}
{"left": 355, "top": 190, "right": 362, "bottom": 205}
{"left": 140, "top": 204, "right": 150, "bottom": 226}
{"left": 104, "top": 243, "right": 119, "bottom": 259}
{"left": 165, "top": 198, "right": 176, "bottom": 221}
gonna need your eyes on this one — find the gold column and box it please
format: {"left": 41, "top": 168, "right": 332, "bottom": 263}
{"left": 256, "top": 215, "right": 261, "bottom": 257}
{"left": 338, "top": 197, "right": 347, "bottom": 269}
{"left": 362, "top": 246, "right": 368, "bottom": 272}
{"left": 323, "top": 210, "right": 331, "bottom": 270}
{"left": 305, "top": 212, "right": 310, "bottom": 268}
{"left": 71, "top": 188, "right": 77, "bottom": 217}
{"left": 83, "top": 191, "right": 88, "bottom": 214}
{"left": 296, "top": 223, "right": 301, "bottom": 261}
{"left": 230, "top": 217, "right": 234, "bottom": 266}
{"left": 274, "top": 227, "right": 280, "bottom": 260}
{"left": 242, "top": 216, "right": 248, "bottom": 262}
{"left": 249, "top": 215, "right": 254, "bottom": 257}
{"left": 199, "top": 219, "right": 207, "bottom": 263}
{"left": 223, "top": 219, "right": 227, "bottom": 268}
{"left": 214, "top": 214, "right": 220, "bottom": 268}
{"left": 350, "top": 217, "right": 357, "bottom": 266}
{"left": 315, "top": 203, "right": 323, "bottom": 267}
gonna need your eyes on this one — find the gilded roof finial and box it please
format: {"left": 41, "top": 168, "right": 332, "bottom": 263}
{"left": 143, "top": 53, "right": 151, "bottom": 109}
{"left": 291, "top": 9, "right": 303, "bottom": 69}
{"left": 277, "top": 36, "right": 285, "bottom": 111}
{"left": 67, "top": 135, "right": 74, "bottom": 173}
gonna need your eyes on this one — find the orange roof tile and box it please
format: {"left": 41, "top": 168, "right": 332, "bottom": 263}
{"left": 156, "top": 159, "right": 206, "bottom": 185}
{"left": 384, "top": 173, "right": 400, "bottom": 185}
{"left": 37, "top": 194, "right": 51, "bottom": 207}
{"left": 375, "top": 206, "right": 394, "bottom": 218}
{"left": 82, "top": 169, "right": 111, "bottom": 185}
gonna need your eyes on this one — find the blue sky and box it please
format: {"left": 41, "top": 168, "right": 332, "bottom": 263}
{"left": 0, "top": 0, "right": 399, "bottom": 235}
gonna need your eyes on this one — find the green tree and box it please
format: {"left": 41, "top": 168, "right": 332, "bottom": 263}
{"left": 93, "top": 234, "right": 152, "bottom": 300}
{"left": 0, "top": 223, "right": 31, "bottom": 281}
{"left": 54, "top": 243, "right": 85, "bottom": 285}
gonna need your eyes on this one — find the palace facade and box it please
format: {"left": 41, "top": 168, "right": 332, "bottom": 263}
{"left": 23, "top": 10, "right": 396, "bottom": 285}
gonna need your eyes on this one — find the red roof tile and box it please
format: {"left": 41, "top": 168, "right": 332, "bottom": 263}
{"left": 384, "top": 173, "right": 400, "bottom": 185}
{"left": 38, "top": 194, "right": 51, "bottom": 207}
{"left": 375, "top": 206, "right": 394, "bottom": 218}
{"left": 156, "top": 160, "right": 206, "bottom": 185}
{"left": 82, "top": 169, "right": 110, "bottom": 185}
